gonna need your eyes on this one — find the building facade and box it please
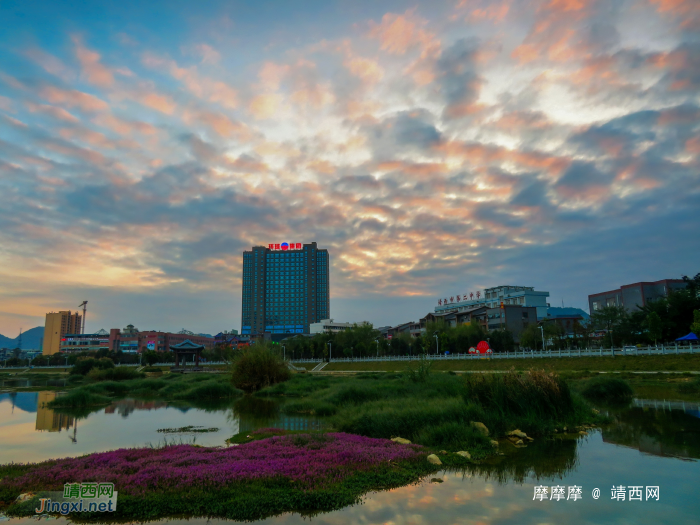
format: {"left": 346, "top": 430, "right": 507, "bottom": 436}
{"left": 60, "top": 329, "right": 111, "bottom": 353}
{"left": 107, "top": 325, "right": 215, "bottom": 354}
{"left": 421, "top": 305, "right": 536, "bottom": 343}
{"left": 588, "top": 279, "right": 687, "bottom": 313}
{"left": 43, "top": 311, "right": 82, "bottom": 356}
{"left": 241, "top": 242, "right": 330, "bottom": 336}
{"left": 434, "top": 285, "right": 550, "bottom": 320}
{"left": 310, "top": 319, "right": 356, "bottom": 334}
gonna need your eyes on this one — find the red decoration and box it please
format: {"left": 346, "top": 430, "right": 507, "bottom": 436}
{"left": 444, "top": 298, "right": 448, "bottom": 304}
{"left": 476, "top": 291, "right": 481, "bottom": 299}
{"left": 295, "top": 243, "right": 302, "bottom": 249}
{"left": 457, "top": 295, "right": 461, "bottom": 302}
{"left": 275, "top": 244, "right": 281, "bottom": 249}
{"left": 476, "top": 341, "right": 491, "bottom": 354}
{"left": 268, "top": 244, "right": 274, "bottom": 249}
{"left": 438, "top": 299, "right": 442, "bottom": 305}
{"left": 450, "top": 296, "right": 454, "bottom": 302}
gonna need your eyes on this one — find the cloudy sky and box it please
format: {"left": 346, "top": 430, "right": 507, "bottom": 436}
{"left": 0, "top": 0, "right": 698, "bottom": 337}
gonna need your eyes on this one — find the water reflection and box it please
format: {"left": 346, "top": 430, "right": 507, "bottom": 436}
{"left": 600, "top": 400, "right": 700, "bottom": 460}
{"left": 232, "top": 396, "right": 326, "bottom": 434}
{"left": 35, "top": 392, "right": 75, "bottom": 432}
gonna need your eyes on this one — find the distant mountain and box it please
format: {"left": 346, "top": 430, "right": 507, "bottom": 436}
{"left": 197, "top": 333, "right": 213, "bottom": 339}
{"left": 0, "top": 326, "right": 44, "bottom": 350}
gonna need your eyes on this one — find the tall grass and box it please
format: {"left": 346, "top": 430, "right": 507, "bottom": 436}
{"left": 85, "top": 367, "right": 145, "bottom": 382}
{"left": 231, "top": 346, "right": 291, "bottom": 393}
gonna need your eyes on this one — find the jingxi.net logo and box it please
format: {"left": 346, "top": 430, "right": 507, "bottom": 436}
{"left": 34, "top": 482, "right": 118, "bottom": 515}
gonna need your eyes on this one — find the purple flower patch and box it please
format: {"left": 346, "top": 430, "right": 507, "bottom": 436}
{"left": 2, "top": 433, "right": 422, "bottom": 496}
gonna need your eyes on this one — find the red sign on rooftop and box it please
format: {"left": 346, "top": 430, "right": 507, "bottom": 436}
{"left": 268, "top": 243, "right": 302, "bottom": 250}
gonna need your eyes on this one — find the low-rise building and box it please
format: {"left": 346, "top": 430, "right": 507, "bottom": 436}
{"left": 421, "top": 305, "right": 536, "bottom": 343}
{"left": 435, "top": 285, "right": 550, "bottom": 320}
{"left": 60, "top": 329, "right": 110, "bottom": 353}
{"left": 546, "top": 307, "right": 589, "bottom": 336}
{"left": 588, "top": 279, "right": 686, "bottom": 313}
{"left": 309, "top": 319, "right": 371, "bottom": 334}
{"left": 107, "top": 325, "right": 215, "bottom": 354}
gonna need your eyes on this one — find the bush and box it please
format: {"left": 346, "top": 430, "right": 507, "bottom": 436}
{"left": 581, "top": 376, "right": 633, "bottom": 403}
{"left": 175, "top": 381, "right": 240, "bottom": 400}
{"left": 71, "top": 357, "right": 115, "bottom": 376}
{"left": 47, "top": 389, "right": 111, "bottom": 408}
{"left": 231, "top": 346, "right": 291, "bottom": 393}
{"left": 85, "top": 367, "right": 145, "bottom": 382}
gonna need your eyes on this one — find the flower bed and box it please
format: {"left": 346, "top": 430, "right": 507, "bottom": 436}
{"left": 1, "top": 433, "right": 423, "bottom": 498}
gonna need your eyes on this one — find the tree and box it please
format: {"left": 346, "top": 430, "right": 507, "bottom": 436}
{"left": 143, "top": 351, "right": 160, "bottom": 366}
{"left": 590, "top": 305, "right": 627, "bottom": 347}
{"left": 691, "top": 310, "right": 700, "bottom": 335}
{"left": 646, "top": 312, "right": 663, "bottom": 345}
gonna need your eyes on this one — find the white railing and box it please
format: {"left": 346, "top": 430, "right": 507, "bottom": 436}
{"left": 288, "top": 344, "right": 696, "bottom": 363}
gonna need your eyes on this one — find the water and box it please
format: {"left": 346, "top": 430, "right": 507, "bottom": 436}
{"left": 1, "top": 393, "right": 699, "bottom": 524}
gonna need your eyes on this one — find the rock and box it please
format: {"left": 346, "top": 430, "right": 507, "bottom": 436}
{"left": 440, "top": 450, "right": 448, "bottom": 454}
{"left": 16, "top": 493, "right": 34, "bottom": 502}
{"left": 507, "top": 436, "right": 521, "bottom": 444}
{"left": 525, "top": 437, "right": 534, "bottom": 442}
{"left": 579, "top": 431, "right": 588, "bottom": 436}
{"left": 427, "top": 454, "right": 442, "bottom": 465}
{"left": 490, "top": 440, "right": 499, "bottom": 448}
{"left": 430, "top": 478, "right": 444, "bottom": 483}
{"left": 455, "top": 451, "right": 471, "bottom": 459}
{"left": 507, "top": 429, "right": 528, "bottom": 439}
{"left": 514, "top": 439, "right": 524, "bottom": 446}
{"left": 470, "top": 421, "right": 489, "bottom": 436}
{"left": 391, "top": 437, "right": 412, "bottom": 445}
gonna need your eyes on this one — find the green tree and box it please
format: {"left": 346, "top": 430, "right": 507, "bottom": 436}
{"left": 646, "top": 312, "right": 663, "bottom": 345}
{"left": 143, "top": 350, "right": 160, "bottom": 366}
{"left": 691, "top": 310, "right": 700, "bottom": 335}
{"left": 590, "top": 305, "right": 627, "bottom": 346}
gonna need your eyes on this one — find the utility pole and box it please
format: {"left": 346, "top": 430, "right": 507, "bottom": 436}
{"left": 78, "top": 301, "right": 88, "bottom": 334}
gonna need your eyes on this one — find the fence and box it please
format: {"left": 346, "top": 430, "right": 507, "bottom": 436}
{"left": 289, "top": 344, "right": 697, "bottom": 364}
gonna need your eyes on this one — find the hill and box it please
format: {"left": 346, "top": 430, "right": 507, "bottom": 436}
{"left": 0, "top": 326, "right": 44, "bottom": 350}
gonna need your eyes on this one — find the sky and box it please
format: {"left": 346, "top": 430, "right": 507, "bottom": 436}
{"left": 0, "top": 0, "right": 698, "bottom": 337}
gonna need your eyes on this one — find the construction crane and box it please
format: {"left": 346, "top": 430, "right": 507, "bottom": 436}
{"left": 78, "top": 301, "right": 88, "bottom": 334}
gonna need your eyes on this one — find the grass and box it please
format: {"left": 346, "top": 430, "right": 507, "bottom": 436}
{"left": 47, "top": 373, "right": 241, "bottom": 408}
{"left": 580, "top": 376, "right": 634, "bottom": 403}
{"left": 321, "top": 353, "right": 700, "bottom": 372}
{"left": 258, "top": 370, "right": 600, "bottom": 458}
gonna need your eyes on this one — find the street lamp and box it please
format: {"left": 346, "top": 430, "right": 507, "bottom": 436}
{"left": 375, "top": 339, "right": 379, "bottom": 357}
{"left": 327, "top": 341, "right": 332, "bottom": 362}
{"left": 540, "top": 325, "right": 546, "bottom": 352}
{"left": 433, "top": 331, "right": 439, "bottom": 355}
{"left": 282, "top": 345, "right": 286, "bottom": 361}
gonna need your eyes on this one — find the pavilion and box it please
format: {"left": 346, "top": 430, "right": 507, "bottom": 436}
{"left": 170, "top": 339, "right": 205, "bottom": 372}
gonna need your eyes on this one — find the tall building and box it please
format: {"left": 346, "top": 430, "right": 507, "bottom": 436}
{"left": 588, "top": 279, "right": 687, "bottom": 313}
{"left": 42, "top": 311, "right": 82, "bottom": 356}
{"left": 241, "top": 242, "right": 329, "bottom": 336}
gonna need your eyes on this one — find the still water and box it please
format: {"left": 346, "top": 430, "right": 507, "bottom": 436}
{"left": 1, "top": 392, "right": 699, "bottom": 524}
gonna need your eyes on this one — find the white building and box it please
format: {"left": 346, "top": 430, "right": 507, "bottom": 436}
{"left": 435, "top": 285, "right": 550, "bottom": 320}
{"left": 310, "top": 319, "right": 365, "bottom": 334}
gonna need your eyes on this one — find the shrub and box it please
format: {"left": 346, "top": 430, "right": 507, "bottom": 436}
{"left": 231, "top": 346, "right": 291, "bottom": 393}
{"left": 47, "top": 389, "right": 111, "bottom": 408}
{"left": 175, "top": 382, "right": 240, "bottom": 400}
{"left": 415, "top": 421, "right": 491, "bottom": 452}
{"left": 71, "top": 357, "right": 115, "bottom": 376}
{"left": 581, "top": 376, "right": 633, "bottom": 403}
{"left": 85, "top": 367, "right": 145, "bottom": 382}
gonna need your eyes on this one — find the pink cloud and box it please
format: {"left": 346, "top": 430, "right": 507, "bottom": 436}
{"left": 140, "top": 91, "right": 176, "bottom": 114}
{"left": 92, "top": 113, "right": 158, "bottom": 136}
{"left": 72, "top": 36, "right": 115, "bottom": 87}
{"left": 249, "top": 93, "right": 283, "bottom": 119}
{"left": 367, "top": 10, "right": 439, "bottom": 57}
{"left": 24, "top": 48, "right": 73, "bottom": 80}
{"left": 40, "top": 85, "right": 109, "bottom": 112}
{"left": 194, "top": 43, "right": 221, "bottom": 64}
{"left": 26, "top": 102, "right": 80, "bottom": 123}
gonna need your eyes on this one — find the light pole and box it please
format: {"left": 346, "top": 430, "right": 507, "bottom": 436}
{"left": 375, "top": 339, "right": 379, "bottom": 357}
{"left": 540, "top": 325, "right": 546, "bottom": 352}
{"left": 282, "top": 345, "right": 286, "bottom": 361}
{"left": 433, "top": 331, "right": 439, "bottom": 355}
{"left": 327, "top": 341, "right": 332, "bottom": 362}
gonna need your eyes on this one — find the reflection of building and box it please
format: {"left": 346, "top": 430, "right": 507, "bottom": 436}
{"left": 108, "top": 325, "right": 215, "bottom": 354}
{"left": 43, "top": 311, "right": 82, "bottom": 355}
{"left": 589, "top": 279, "right": 687, "bottom": 313}
{"left": 36, "top": 392, "right": 75, "bottom": 432}
{"left": 237, "top": 415, "right": 325, "bottom": 434}
{"left": 241, "top": 242, "right": 330, "bottom": 338}
{"left": 104, "top": 399, "right": 168, "bottom": 418}
{"left": 435, "top": 285, "right": 550, "bottom": 320}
